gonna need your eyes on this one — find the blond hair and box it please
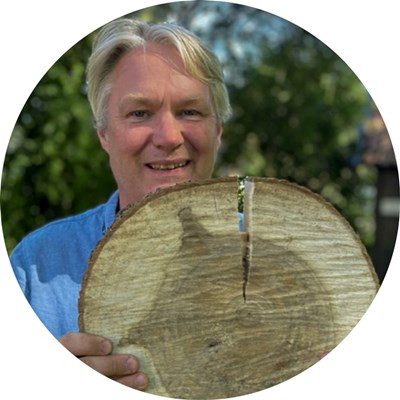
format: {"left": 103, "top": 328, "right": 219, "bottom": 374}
{"left": 86, "top": 18, "right": 232, "bottom": 130}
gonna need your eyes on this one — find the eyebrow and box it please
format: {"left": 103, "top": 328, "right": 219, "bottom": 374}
{"left": 119, "top": 93, "right": 209, "bottom": 109}
{"left": 119, "top": 93, "right": 151, "bottom": 109}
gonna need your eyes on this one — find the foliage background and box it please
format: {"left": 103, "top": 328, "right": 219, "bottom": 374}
{"left": 1, "top": 1, "right": 381, "bottom": 259}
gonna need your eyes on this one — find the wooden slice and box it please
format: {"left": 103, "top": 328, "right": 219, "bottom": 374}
{"left": 78, "top": 177, "right": 379, "bottom": 399}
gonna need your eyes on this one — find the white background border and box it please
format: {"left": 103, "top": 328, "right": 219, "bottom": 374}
{"left": 1, "top": 1, "right": 399, "bottom": 399}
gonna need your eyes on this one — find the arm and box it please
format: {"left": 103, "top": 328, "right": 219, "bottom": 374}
{"left": 60, "top": 332, "right": 148, "bottom": 390}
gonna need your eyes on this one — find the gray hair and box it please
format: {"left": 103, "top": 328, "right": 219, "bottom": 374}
{"left": 86, "top": 18, "right": 232, "bottom": 130}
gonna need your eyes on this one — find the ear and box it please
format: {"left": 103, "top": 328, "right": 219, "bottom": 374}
{"left": 97, "top": 128, "right": 110, "bottom": 153}
{"left": 216, "top": 124, "right": 223, "bottom": 150}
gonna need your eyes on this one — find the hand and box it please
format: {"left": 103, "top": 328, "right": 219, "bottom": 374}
{"left": 60, "top": 332, "right": 148, "bottom": 390}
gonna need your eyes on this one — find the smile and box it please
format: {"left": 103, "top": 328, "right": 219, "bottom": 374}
{"left": 147, "top": 161, "right": 189, "bottom": 170}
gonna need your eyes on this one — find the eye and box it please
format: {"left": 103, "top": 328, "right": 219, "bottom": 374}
{"left": 181, "top": 109, "right": 202, "bottom": 120}
{"left": 128, "top": 110, "right": 148, "bottom": 119}
{"left": 125, "top": 110, "right": 151, "bottom": 123}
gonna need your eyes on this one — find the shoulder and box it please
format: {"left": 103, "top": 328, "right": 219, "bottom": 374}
{"left": 19, "top": 202, "right": 106, "bottom": 244}
{"left": 10, "top": 191, "right": 118, "bottom": 263}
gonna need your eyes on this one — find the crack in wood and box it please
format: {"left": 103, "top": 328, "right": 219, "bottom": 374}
{"left": 241, "top": 177, "right": 254, "bottom": 303}
{"left": 241, "top": 232, "right": 251, "bottom": 302}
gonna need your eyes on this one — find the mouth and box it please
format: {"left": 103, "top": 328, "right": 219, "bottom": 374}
{"left": 146, "top": 160, "right": 190, "bottom": 171}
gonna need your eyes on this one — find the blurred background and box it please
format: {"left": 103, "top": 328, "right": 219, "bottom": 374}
{"left": 1, "top": 1, "right": 398, "bottom": 283}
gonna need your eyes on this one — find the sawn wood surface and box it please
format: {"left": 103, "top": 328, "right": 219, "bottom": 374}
{"left": 78, "top": 177, "right": 379, "bottom": 399}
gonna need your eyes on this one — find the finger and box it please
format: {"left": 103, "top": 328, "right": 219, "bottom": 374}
{"left": 80, "top": 354, "right": 140, "bottom": 378}
{"left": 60, "top": 332, "right": 112, "bottom": 357}
{"left": 116, "top": 372, "right": 148, "bottom": 390}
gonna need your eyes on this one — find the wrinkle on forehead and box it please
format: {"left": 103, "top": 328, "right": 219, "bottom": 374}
{"left": 138, "top": 42, "right": 190, "bottom": 78}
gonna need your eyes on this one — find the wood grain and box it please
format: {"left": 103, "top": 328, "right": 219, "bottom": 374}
{"left": 78, "top": 177, "right": 379, "bottom": 399}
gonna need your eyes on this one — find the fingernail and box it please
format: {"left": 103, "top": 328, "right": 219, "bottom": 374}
{"left": 134, "top": 372, "right": 148, "bottom": 390}
{"left": 100, "top": 339, "right": 112, "bottom": 354}
{"left": 126, "top": 356, "right": 138, "bottom": 373}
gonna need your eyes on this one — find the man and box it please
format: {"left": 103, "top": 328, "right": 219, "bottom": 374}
{"left": 10, "top": 18, "right": 232, "bottom": 391}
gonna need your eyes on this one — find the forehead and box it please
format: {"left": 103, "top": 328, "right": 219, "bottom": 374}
{"left": 116, "top": 42, "right": 183, "bottom": 71}
{"left": 109, "top": 44, "right": 210, "bottom": 102}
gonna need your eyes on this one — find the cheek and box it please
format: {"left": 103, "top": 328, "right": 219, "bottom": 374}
{"left": 108, "top": 130, "right": 145, "bottom": 156}
{"left": 189, "top": 124, "right": 221, "bottom": 152}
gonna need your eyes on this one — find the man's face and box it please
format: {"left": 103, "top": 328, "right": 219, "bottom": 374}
{"left": 98, "top": 43, "right": 223, "bottom": 209}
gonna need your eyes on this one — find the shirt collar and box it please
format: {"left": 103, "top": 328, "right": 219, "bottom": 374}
{"left": 103, "top": 190, "right": 119, "bottom": 233}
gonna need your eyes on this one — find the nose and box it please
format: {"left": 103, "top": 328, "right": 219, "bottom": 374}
{"left": 151, "top": 112, "right": 184, "bottom": 150}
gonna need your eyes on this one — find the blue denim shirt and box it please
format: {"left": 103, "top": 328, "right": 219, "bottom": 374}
{"left": 10, "top": 191, "right": 119, "bottom": 339}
